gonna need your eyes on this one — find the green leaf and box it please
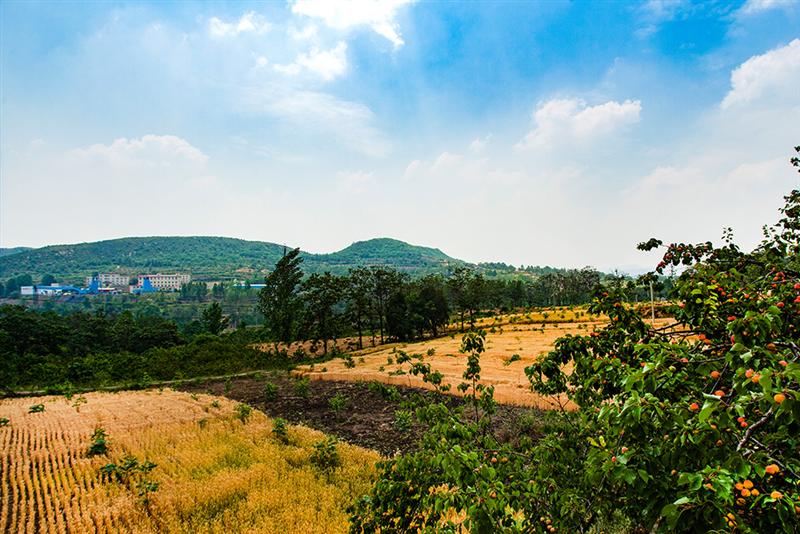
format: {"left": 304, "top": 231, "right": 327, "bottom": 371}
{"left": 699, "top": 400, "right": 717, "bottom": 423}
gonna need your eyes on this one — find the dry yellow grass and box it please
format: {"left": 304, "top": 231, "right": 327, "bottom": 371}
{"left": 0, "top": 390, "right": 379, "bottom": 534}
{"left": 298, "top": 312, "right": 672, "bottom": 409}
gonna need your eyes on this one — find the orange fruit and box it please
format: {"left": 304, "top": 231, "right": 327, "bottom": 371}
{"left": 774, "top": 393, "right": 786, "bottom": 404}
{"left": 765, "top": 464, "right": 780, "bottom": 475}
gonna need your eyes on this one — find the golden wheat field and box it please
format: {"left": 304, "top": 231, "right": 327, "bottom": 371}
{"left": 298, "top": 310, "right": 671, "bottom": 409}
{"left": 0, "top": 390, "right": 379, "bottom": 534}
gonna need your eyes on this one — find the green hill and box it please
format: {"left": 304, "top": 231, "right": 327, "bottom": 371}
{"left": 0, "top": 236, "right": 467, "bottom": 283}
{"left": 0, "top": 247, "right": 32, "bottom": 258}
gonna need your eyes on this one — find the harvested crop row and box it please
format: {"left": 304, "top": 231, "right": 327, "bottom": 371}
{"left": 0, "top": 390, "right": 378, "bottom": 533}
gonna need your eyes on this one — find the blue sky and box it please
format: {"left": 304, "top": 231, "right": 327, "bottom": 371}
{"left": 1, "top": 0, "right": 799, "bottom": 271}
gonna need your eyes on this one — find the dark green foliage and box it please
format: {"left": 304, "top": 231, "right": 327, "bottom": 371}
{"left": 259, "top": 248, "right": 304, "bottom": 343}
{"left": 0, "top": 417, "right": 10, "bottom": 427}
{"left": 87, "top": 427, "right": 109, "bottom": 457}
{"left": 201, "top": 302, "right": 229, "bottom": 335}
{"left": 345, "top": 267, "right": 373, "bottom": 350}
{"left": 300, "top": 272, "right": 345, "bottom": 354}
{"left": 100, "top": 455, "right": 159, "bottom": 505}
{"left": 0, "top": 305, "right": 276, "bottom": 391}
{"left": 0, "top": 236, "right": 466, "bottom": 282}
{"left": 310, "top": 436, "right": 341, "bottom": 475}
{"left": 28, "top": 404, "right": 44, "bottom": 413}
{"left": 235, "top": 403, "right": 252, "bottom": 423}
{"left": 393, "top": 409, "right": 413, "bottom": 431}
{"left": 272, "top": 417, "right": 289, "bottom": 444}
{"left": 263, "top": 382, "right": 278, "bottom": 401}
{"left": 328, "top": 392, "right": 349, "bottom": 418}
{"left": 293, "top": 377, "right": 310, "bottom": 398}
{"left": 367, "top": 381, "right": 401, "bottom": 402}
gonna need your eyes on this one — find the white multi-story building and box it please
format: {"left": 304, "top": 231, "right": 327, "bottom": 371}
{"left": 86, "top": 273, "right": 130, "bottom": 287}
{"left": 20, "top": 285, "right": 65, "bottom": 296}
{"left": 135, "top": 273, "right": 191, "bottom": 291}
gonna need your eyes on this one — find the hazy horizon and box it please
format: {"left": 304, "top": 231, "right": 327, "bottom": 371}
{"left": 2, "top": 0, "right": 799, "bottom": 273}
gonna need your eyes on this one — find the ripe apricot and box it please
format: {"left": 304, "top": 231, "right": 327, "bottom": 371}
{"left": 741, "top": 488, "right": 751, "bottom": 497}
{"left": 743, "top": 480, "right": 753, "bottom": 489}
{"left": 771, "top": 491, "right": 783, "bottom": 499}
{"left": 779, "top": 360, "right": 788, "bottom": 367}
{"left": 714, "top": 390, "right": 725, "bottom": 398}
{"left": 745, "top": 369, "right": 754, "bottom": 378}
{"left": 765, "top": 464, "right": 780, "bottom": 475}
{"left": 710, "top": 370, "right": 721, "bottom": 379}
{"left": 774, "top": 393, "right": 786, "bottom": 404}
{"left": 751, "top": 373, "right": 761, "bottom": 384}
{"left": 689, "top": 402, "right": 700, "bottom": 411}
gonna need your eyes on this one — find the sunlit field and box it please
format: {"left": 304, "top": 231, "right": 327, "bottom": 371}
{"left": 298, "top": 309, "right": 672, "bottom": 408}
{"left": 0, "top": 390, "right": 378, "bottom": 534}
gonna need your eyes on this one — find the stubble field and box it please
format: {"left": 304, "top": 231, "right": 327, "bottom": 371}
{"left": 0, "top": 390, "right": 378, "bottom": 534}
{"left": 297, "top": 309, "right": 671, "bottom": 409}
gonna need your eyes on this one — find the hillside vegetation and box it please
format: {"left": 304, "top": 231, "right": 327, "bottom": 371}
{"left": 0, "top": 236, "right": 465, "bottom": 281}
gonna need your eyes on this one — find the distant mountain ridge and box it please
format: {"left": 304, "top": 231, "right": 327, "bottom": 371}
{"left": 0, "top": 236, "right": 467, "bottom": 282}
{"left": 0, "top": 247, "right": 32, "bottom": 258}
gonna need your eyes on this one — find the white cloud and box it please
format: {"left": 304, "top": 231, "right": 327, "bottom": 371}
{"left": 208, "top": 11, "right": 271, "bottom": 38}
{"left": 640, "top": 0, "right": 687, "bottom": 21}
{"left": 337, "top": 170, "right": 374, "bottom": 193}
{"left": 635, "top": 0, "right": 688, "bottom": 38}
{"left": 288, "top": 24, "right": 318, "bottom": 41}
{"left": 516, "top": 98, "right": 641, "bottom": 150}
{"left": 721, "top": 39, "right": 800, "bottom": 109}
{"left": 274, "top": 41, "right": 348, "bottom": 81}
{"left": 70, "top": 134, "right": 209, "bottom": 168}
{"left": 737, "top": 0, "right": 798, "bottom": 15}
{"left": 291, "top": 0, "right": 414, "bottom": 48}
{"left": 469, "top": 134, "right": 492, "bottom": 153}
{"left": 245, "top": 87, "right": 389, "bottom": 156}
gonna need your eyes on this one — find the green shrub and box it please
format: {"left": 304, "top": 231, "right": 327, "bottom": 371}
{"left": 100, "top": 455, "right": 159, "bottom": 506}
{"left": 87, "top": 427, "right": 109, "bottom": 457}
{"left": 28, "top": 404, "right": 44, "bottom": 414}
{"left": 264, "top": 382, "right": 278, "bottom": 401}
{"left": 328, "top": 393, "right": 349, "bottom": 418}
{"left": 272, "top": 417, "right": 289, "bottom": 444}
{"left": 310, "top": 436, "right": 340, "bottom": 474}
{"left": 293, "top": 377, "right": 310, "bottom": 398}
{"left": 235, "top": 403, "right": 252, "bottom": 423}
{"left": 393, "top": 409, "right": 413, "bottom": 432}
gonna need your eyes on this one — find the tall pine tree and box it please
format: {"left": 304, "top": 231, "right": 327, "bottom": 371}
{"left": 258, "top": 248, "right": 303, "bottom": 343}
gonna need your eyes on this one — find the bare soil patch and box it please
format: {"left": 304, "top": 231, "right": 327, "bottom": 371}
{"left": 179, "top": 374, "right": 542, "bottom": 456}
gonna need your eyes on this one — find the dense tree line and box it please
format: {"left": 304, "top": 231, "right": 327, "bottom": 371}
{"left": 0, "top": 304, "right": 269, "bottom": 391}
{"left": 257, "top": 252, "right": 661, "bottom": 350}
